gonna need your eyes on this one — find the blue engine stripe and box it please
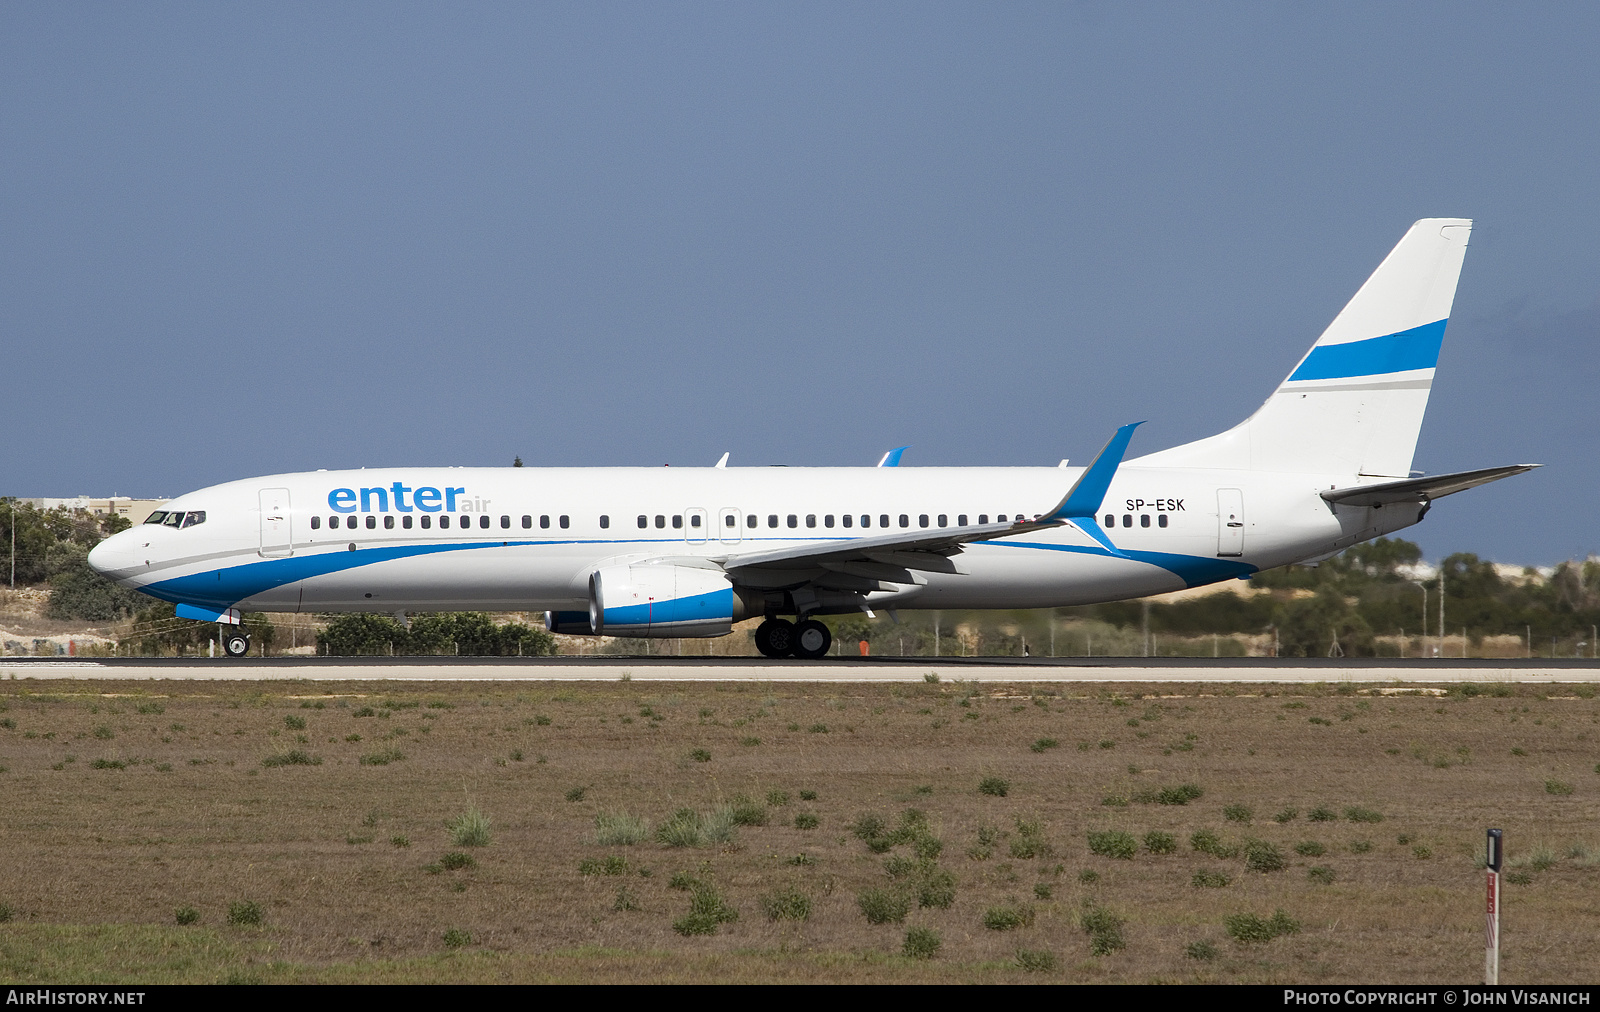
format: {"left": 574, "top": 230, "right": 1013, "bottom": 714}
{"left": 1287, "top": 319, "right": 1446, "bottom": 382}
{"left": 605, "top": 588, "right": 733, "bottom": 629}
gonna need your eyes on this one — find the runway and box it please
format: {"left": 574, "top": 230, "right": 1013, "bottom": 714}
{"left": 3, "top": 655, "right": 1598, "bottom": 683}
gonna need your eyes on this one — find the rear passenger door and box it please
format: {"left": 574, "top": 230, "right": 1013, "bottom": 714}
{"left": 1216, "top": 488, "right": 1244, "bottom": 557}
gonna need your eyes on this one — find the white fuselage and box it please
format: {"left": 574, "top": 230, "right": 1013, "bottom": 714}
{"left": 87, "top": 463, "right": 1422, "bottom": 620}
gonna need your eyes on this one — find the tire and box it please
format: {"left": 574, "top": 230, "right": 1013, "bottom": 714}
{"left": 793, "top": 619, "right": 832, "bottom": 660}
{"left": 222, "top": 631, "right": 251, "bottom": 657}
{"left": 755, "top": 619, "right": 796, "bottom": 658}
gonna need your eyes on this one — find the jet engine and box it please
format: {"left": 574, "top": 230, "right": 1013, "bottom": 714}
{"left": 587, "top": 564, "right": 750, "bottom": 638}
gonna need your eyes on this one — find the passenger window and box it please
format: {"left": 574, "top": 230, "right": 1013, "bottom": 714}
{"left": 501, "top": 515, "right": 510, "bottom": 529}
{"left": 690, "top": 514, "right": 701, "bottom": 528}
{"left": 824, "top": 515, "right": 834, "bottom": 528}
{"left": 440, "top": 515, "right": 451, "bottom": 529}
{"left": 540, "top": 515, "right": 550, "bottom": 529}
{"left": 1104, "top": 514, "right": 1114, "bottom": 528}
{"left": 919, "top": 514, "right": 929, "bottom": 528}
{"left": 978, "top": 514, "right": 988, "bottom": 525}
{"left": 674, "top": 515, "right": 683, "bottom": 529}
{"left": 1140, "top": 514, "right": 1150, "bottom": 528}
{"left": 842, "top": 515, "right": 853, "bottom": 528}
{"left": 655, "top": 515, "right": 665, "bottom": 529}
{"left": 1158, "top": 514, "right": 1168, "bottom": 528}
{"left": 637, "top": 515, "right": 648, "bottom": 529}
{"left": 880, "top": 515, "right": 890, "bottom": 528}
{"left": 787, "top": 515, "right": 798, "bottom": 528}
{"left": 479, "top": 515, "right": 490, "bottom": 529}
{"left": 599, "top": 515, "right": 609, "bottom": 529}
{"left": 746, "top": 515, "right": 757, "bottom": 528}
{"left": 957, "top": 514, "right": 967, "bottom": 526}
{"left": 384, "top": 515, "right": 395, "bottom": 529}
{"left": 421, "top": 515, "right": 432, "bottom": 529}
{"left": 310, "top": 516, "right": 321, "bottom": 530}
{"left": 768, "top": 515, "right": 778, "bottom": 528}
{"left": 938, "top": 515, "right": 947, "bottom": 527}
{"left": 725, "top": 514, "right": 736, "bottom": 527}
{"left": 861, "top": 515, "right": 871, "bottom": 528}
{"left": 1122, "top": 515, "right": 1133, "bottom": 527}
{"left": 899, "top": 514, "right": 909, "bottom": 528}
{"left": 521, "top": 515, "right": 532, "bottom": 529}
{"left": 560, "top": 515, "right": 569, "bottom": 529}
{"left": 806, "top": 514, "right": 816, "bottom": 528}
{"left": 403, "top": 516, "right": 413, "bottom": 529}
{"left": 997, "top": 515, "right": 1007, "bottom": 523}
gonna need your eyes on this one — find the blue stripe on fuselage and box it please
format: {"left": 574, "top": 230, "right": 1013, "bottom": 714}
{"left": 1287, "top": 319, "right": 1446, "bottom": 382}
{"left": 988, "top": 541, "right": 1256, "bottom": 588}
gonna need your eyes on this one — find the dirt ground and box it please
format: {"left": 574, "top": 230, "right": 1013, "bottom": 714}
{"left": 0, "top": 678, "right": 1595, "bottom": 984}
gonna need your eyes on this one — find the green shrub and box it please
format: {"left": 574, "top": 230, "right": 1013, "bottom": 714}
{"left": 1273, "top": 807, "right": 1299, "bottom": 823}
{"left": 1294, "top": 840, "right": 1326, "bottom": 857}
{"left": 1078, "top": 869, "right": 1099, "bottom": 884}
{"left": 1088, "top": 830, "right": 1137, "bottom": 859}
{"left": 1308, "top": 865, "right": 1336, "bottom": 884}
{"left": 594, "top": 811, "right": 650, "bottom": 846}
{"left": 1015, "top": 949, "right": 1057, "bottom": 972}
{"left": 1010, "top": 817, "right": 1051, "bottom": 859}
{"left": 1224, "top": 909, "right": 1300, "bottom": 944}
{"left": 390, "top": 835, "right": 410, "bottom": 848}
{"left": 1101, "top": 794, "right": 1129, "bottom": 807}
{"left": 1244, "top": 839, "right": 1286, "bottom": 872}
{"left": 1185, "top": 940, "right": 1219, "bottom": 960}
{"left": 852, "top": 813, "right": 886, "bottom": 841}
{"left": 673, "top": 884, "right": 739, "bottom": 936}
{"left": 978, "top": 776, "right": 1010, "bottom": 797}
{"left": 1505, "top": 870, "right": 1533, "bottom": 885}
{"left": 283, "top": 715, "right": 306, "bottom": 730}
{"left": 1546, "top": 779, "right": 1574, "bottom": 796}
{"left": 352, "top": 707, "right": 375, "bottom": 717}
{"left": 1030, "top": 738, "right": 1059, "bottom": 753}
{"left": 0, "top": 903, "right": 12, "bottom": 923}
{"left": 612, "top": 887, "right": 640, "bottom": 912}
{"left": 261, "top": 750, "right": 321, "bottom": 767}
{"left": 439, "top": 851, "right": 476, "bottom": 870}
{"left": 787, "top": 853, "right": 814, "bottom": 866}
{"left": 689, "top": 749, "right": 712, "bottom": 763}
{"left": 918, "top": 870, "right": 958, "bottom": 910}
{"left": 565, "top": 786, "right": 587, "bottom": 802}
{"left": 1157, "top": 783, "right": 1203, "bottom": 805}
{"left": 136, "top": 703, "right": 164, "bottom": 715}
{"left": 656, "top": 807, "right": 735, "bottom": 848}
{"left": 766, "top": 789, "right": 789, "bottom": 806}
{"left": 1079, "top": 903, "right": 1124, "bottom": 954}
{"left": 1034, "top": 882, "right": 1053, "bottom": 900}
{"left": 447, "top": 807, "right": 491, "bottom": 847}
{"left": 1144, "top": 831, "right": 1177, "bottom": 855}
{"left": 730, "top": 798, "right": 768, "bottom": 827}
{"left": 174, "top": 906, "right": 199, "bottom": 925}
{"left": 442, "top": 928, "right": 471, "bottom": 948}
{"left": 89, "top": 758, "right": 126, "bottom": 770}
{"left": 1192, "top": 869, "right": 1231, "bottom": 888}
{"left": 799, "top": 790, "right": 817, "bottom": 801}
{"left": 1190, "top": 830, "right": 1237, "bottom": 858}
{"left": 1344, "top": 806, "right": 1384, "bottom": 823}
{"left": 578, "top": 855, "right": 629, "bottom": 877}
{"left": 1413, "top": 845, "right": 1433, "bottom": 859}
{"left": 858, "top": 887, "right": 911, "bottom": 924}
{"left": 92, "top": 725, "right": 114, "bottom": 740}
{"left": 359, "top": 748, "right": 404, "bottom": 766}
{"left": 760, "top": 888, "right": 811, "bottom": 922}
{"left": 794, "top": 812, "right": 819, "bottom": 830}
{"left": 808, "top": 724, "right": 829, "bottom": 734}
{"left": 226, "top": 901, "right": 263, "bottom": 927}
{"left": 1223, "top": 804, "right": 1253, "bottom": 824}
{"left": 1350, "top": 839, "right": 1373, "bottom": 853}
{"left": 1308, "top": 806, "right": 1338, "bottom": 822}
{"left": 983, "top": 903, "right": 1034, "bottom": 931}
{"left": 903, "top": 926, "right": 941, "bottom": 960}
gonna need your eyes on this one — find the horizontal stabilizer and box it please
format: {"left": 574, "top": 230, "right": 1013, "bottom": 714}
{"left": 1320, "top": 464, "right": 1538, "bottom": 507}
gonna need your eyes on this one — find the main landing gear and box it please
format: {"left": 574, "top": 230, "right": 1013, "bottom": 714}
{"left": 221, "top": 628, "right": 252, "bottom": 658}
{"left": 755, "top": 618, "right": 832, "bottom": 660}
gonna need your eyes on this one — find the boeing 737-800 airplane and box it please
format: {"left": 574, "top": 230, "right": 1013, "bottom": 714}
{"left": 88, "top": 218, "right": 1533, "bottom": 658}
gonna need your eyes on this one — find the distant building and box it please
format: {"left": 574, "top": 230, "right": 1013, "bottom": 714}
{"left": 19, "top": 497, "right": 168, "bottom": 526}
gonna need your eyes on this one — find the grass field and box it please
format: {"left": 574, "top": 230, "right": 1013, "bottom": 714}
{"left": 0, "top": 677, "right": 1596, "bottom": 984}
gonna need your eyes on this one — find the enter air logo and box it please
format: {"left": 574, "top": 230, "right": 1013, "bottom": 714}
{"left": 327, "top": 484, "right": 483, "bottom": 513}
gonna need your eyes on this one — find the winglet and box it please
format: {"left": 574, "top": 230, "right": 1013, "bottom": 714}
{"left": 877, "top": 446, "right": 909, "bottom": 467}
{"left": 1047, "top": 422, "right": 1144, "bottom": 520}
{"left": 714, "top": 452, "right": 729, "bottom": 469}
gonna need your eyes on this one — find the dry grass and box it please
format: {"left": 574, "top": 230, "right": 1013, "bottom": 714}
{"left": 0, "top": 678, "right": 1596, "bottom": 983}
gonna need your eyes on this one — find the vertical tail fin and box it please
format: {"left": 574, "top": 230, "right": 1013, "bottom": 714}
{"left": 1135, "top": 218, "right": 1471, "bottom": 477}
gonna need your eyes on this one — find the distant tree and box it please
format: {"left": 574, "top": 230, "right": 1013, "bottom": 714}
{"left": 513, "top": 456, "right": 524, "bottom": 467}
{"left": 46, "top": 555, "right": 147, "bottom": 621}
{"left": 1275, "top": 590, "right": 1373, "bottom": 657}
{"left": 318, "top": 612, "right": 555, "bottom": 656}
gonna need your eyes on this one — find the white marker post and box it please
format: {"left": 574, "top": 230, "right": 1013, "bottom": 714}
{"left": 1485, "top": 828, "right": 1503, "bottom": 984}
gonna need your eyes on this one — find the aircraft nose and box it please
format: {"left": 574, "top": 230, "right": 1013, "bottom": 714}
{"left": 88, "top": 531, "right": 132, "bottom": 576}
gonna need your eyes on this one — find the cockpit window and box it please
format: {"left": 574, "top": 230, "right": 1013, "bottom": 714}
{"left": 161, "top": 512, "right": 184, "bottom": 527}
{"left": 144, "top": 511, "right": 168, "bottom": 525}
{"left": 180, "top": 511, "right": 206, "bottom": 528}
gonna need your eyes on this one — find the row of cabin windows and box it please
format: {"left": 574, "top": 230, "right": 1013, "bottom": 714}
{"left": 1105, "top": 513, "right": 1169, "bottom": 528}
{"left": 306, "top": 511, "right": 1173, "bottom": 534}
{"left": 311, "top": 514, "right": 572, "bottom": 531}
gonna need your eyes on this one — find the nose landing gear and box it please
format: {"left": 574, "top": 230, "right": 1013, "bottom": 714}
{"left": 222, "top": 629, "right": 252, "bottom": 657}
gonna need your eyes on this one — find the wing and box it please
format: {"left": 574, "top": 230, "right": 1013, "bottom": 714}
{"left": 716, "top": 423, "right": 1143, "bottom": 587}
{"left": 1320, "top": 464, "right": 1538, "bottom": 508}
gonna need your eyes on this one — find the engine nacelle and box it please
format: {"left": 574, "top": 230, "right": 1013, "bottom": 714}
{"left": 589, "top": 564, "right": 740, "bottom": 638}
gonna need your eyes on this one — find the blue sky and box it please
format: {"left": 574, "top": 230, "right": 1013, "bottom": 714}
{"left": 3, "top": 3, "right": 1596, "bottom": 564}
